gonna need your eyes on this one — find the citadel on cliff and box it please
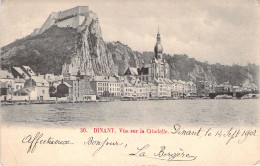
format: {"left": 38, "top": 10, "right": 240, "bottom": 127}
{"left": 32, "top": 6, "right": 98, "bottom": 36}
{"left": 33, "top": 6, "right": 115, "bottom": 77}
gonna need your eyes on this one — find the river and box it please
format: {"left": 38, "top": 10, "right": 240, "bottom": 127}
{"left": 0, "top": 99, "right": 259, "bottom": 127}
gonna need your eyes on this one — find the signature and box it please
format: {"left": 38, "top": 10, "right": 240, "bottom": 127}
{"left": 22, "top": 132, "right": 73, "bottom": 153}
{"left": 129, "top": 144, "right": 197, "bottom": 161}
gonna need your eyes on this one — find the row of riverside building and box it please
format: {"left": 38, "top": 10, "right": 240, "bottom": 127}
{"left": 0, "top": 65, "right": 257, "bottom": 102}
{"left": 1, "top": 64, "right": 256, "bottom": 102}
{"left": 0, "top": 65, "right": 198, "bottom": 102}
{"left": 0, "top": 30, "right": 257, "bottom": 102}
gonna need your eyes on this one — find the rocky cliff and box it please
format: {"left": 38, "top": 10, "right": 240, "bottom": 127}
{"left": 62, "top": 17, "right": 116, "bottom": 76}
{"left": 106, "top": 41, "right": 141, "bottom": 76}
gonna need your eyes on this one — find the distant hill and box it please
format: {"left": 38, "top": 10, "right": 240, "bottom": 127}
{"left": 1, "top": 26, "right": 258, "bottom": 86}
{"left": 107, "top": 41, "right": 259, "bottom": 86}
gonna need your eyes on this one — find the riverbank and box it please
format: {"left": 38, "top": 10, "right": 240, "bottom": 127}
{"left": 1, "top": 96, "right": 258, "bottom": 106}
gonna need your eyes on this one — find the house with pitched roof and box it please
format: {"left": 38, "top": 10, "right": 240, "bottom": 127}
{"left": 91, "top": 76, "right": 121, "bottom": 97}
{"left": 0, "top": 70, "right": 15, "bottom": 101}
{"left": 123, "top": 67, "right": 139, "bottom": 76}
{"left": 14, "top": 78, "right": 25, "bottom": 92}
{"left": 14, "top": 76, "right": 50, "bottom": 101}
{"left": 121, "top": 77, "right": 136, "bottom": 99}
{"left": 11, "top": 67, "right": 30, "bottom": 79}
{"left": 21, "top": 65, "right": 36, "bottom": 77}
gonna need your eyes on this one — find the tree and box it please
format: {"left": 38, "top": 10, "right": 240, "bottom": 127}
{"left": 49, "top": 86, "right": 57, "bottom": 97}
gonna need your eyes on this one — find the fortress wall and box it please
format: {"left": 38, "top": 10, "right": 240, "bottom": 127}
{"left": 83, "top": 11, "right": 98, "bottom": 27}
{"left": 88, "top": 11, "right": 97, "bottom": 20}
{"left": 39, "top": 12, "right": 59, "bottom": 34}
{"left": 38, "top": 6, "right": 90, "bottom": 34}
{"left": 78, "top": 16, "right": 86, "bottom": 25}
{"left": 31, "top": 28, "right": 40, "bottom": 36}
{"left": 55, "top": 16, "right": 79, "bottom": 28}
{"left": 78, "top": 6, "right": 89, "bottom": 15}
{"left": 58, "top": 6, "right": 89, "bottom": 20}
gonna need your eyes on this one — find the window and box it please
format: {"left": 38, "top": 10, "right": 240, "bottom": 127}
{"left": 42, "top": 90, "right": 45, "bottom": 94}
{"left": 42, "top": 83, "right": 44, "bottom": 86}
{"left": 16, "top": 85, "right": 19, "bottom": 89}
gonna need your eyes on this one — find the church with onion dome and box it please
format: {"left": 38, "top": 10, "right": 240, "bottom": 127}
{"left": 132, "top": 28, "right": 170, "bottom": 82}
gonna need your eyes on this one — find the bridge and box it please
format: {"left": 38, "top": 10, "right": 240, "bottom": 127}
{"left": 209, "top": 90, "right": 259, "bottom": 99}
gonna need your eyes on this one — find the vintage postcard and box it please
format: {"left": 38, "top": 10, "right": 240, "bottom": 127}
{"left": 0, "top": 0, "right": 260, "bottom": 165}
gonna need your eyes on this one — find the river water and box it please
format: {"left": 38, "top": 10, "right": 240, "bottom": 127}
{"left": 0, "top": 99, "right": 259, "bottom": 127}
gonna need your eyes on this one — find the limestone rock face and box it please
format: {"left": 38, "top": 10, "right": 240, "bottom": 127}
{"left": 188, "top": 64, "right": 217, "bottom": 83}
{"left": 106, "top": 41, "right": 141, "bottom": 75}
{"left": 62, "top": 16, "right": 117, "bottom": 76}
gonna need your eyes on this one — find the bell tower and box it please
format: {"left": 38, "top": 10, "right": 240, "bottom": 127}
{"left": 154, "top": 27, "right": 163, "bottom": 59}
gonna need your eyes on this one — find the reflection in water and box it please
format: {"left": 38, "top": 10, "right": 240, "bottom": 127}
{"left": 0, "top": 100, "right": 259, "bottom": 127}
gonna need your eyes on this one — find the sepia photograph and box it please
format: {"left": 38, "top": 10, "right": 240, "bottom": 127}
{"left": 0, "top": 0, "right": 260, "bottom": 165}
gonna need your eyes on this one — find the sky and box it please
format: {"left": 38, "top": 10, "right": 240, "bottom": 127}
{"left": 1, "top": 0, "right": 260, "bottom": 65}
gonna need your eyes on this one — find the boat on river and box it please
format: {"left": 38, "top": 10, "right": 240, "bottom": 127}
{"left": 241, "top": 93, "right": 259, "bottom": 99}
{"left": 215, "top": 94, "right": 232, "bottom": 99}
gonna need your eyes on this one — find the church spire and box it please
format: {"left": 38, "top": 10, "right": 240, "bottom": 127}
{"left": 156, "top": 26, "right": 161, "bottom": 43}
